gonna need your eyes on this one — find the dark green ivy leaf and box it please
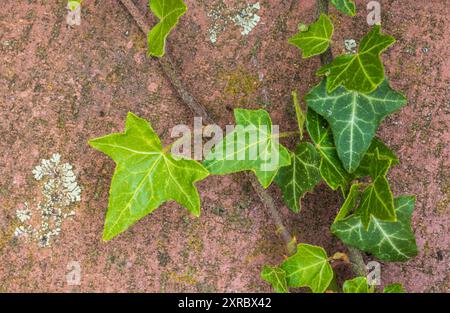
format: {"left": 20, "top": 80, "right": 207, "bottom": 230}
{"left": 356, "top": 174, "right": 395, "bottom": 227}
{"left": 333, "top": 138, "right": 398, "bottom": 228}
{"left": 306, "top": 109, "right": 351, "bottom": 192}
{"left": 334, "top": 183, "right": 362, "bottom": 223}
{"left": 331, "top": 0, "right": 356, "bottom": 16}
{"left": 353, "top": 138, "right": 399, "bottom": 179}
{"left": 274, "top": 143, "right": 321, "bottom": 213}
{"left": 305, "top": 79, "right": 406, "bottom": 173}
{"left": 355, "top": 138, "right": 399, "bottom": 227}
{"left": 332, "top": 196, "right": 418, "bottom": 262}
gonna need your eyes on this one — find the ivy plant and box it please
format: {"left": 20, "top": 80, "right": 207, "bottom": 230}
{"left": 89, "top": 113, "right": 209, "bottom": 240}
{"left": 67, "top": 0, "right": 82, "bottom": 11}
{"left": 305, "top": 79, "right": 406, "bottom": 173}
{"left": 317, "top": 25, "right": 395, "bottom": 93}
{"left": 332, "top": 196, "right": 418, "bottom": 261}
{"left": 343, "top": 277, "right": 405, "bottom": 293}
{"left": 289, "top": 14, "right": 334, "bottom": 58}
{"left": 330, "top": 0, "right": 356, "bottom": 17}
{"left": 203, "top": 109, "right": 291, "bottom": 189}
{"left": 343, "top": 276, "right": 375, "bottom": 293}
{"left": 147, "top": 0, "right": 187, "bottom": 57}
{"left": 89, "top": 0, "right": 418, "bottom": 293}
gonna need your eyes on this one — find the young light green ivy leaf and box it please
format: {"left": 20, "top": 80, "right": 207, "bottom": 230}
{"left": 331, "top": 196, "right": 418, "bottom": 262}
{"left": 89, "top": 113, "right": 209, "bottom": 241}
{"left": 330, "top": 0, "right": 356, "bottom": 16}
{"left": 261, "top": 265, "right": 289, "bottom": 293}
{"left": 274, "top": 143, "right": 321, "bottom": 213}
{"left": 281, "top": 243, "right": 334, "bottom": 293}
{"left": 147, "top": 0, "right": 187, "bottom": 58}
{"left": 334, "top": 183, "right": 362, "bottom": 223}
{"left": 288, "top": 14, "right": 334, "bottom": 58}
{"left": 68, "top": 0, "right": 82, "bottom": 11}
{"left": 317, "top": 25, "right": 395, "bottom": 93}
{"left": 203, "top": 109, "right": 291, "bottom": 189}
{"left": 343, "top": 276, "right": 374, "bottom": 293}
{"left": 383, "top": 283, "right": 406, "bottom": 293}
{"left": 305, "top": 79, "right": 406, "bottom": 173}
{"left": 306, "top": 109, "right": 351, "bottom": 192}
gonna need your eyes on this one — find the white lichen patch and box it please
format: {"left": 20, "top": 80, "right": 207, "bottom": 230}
{"left": 15, "top": 153, "right": 81, "bottom": 247}
{"left": 207, "top": 2, "right": 261, "bottom": 43}
{"left": 344, "top": 39, "right": 357, "bottom": 54}
{"left": 207, "top": 2, "right": 228, "bottom": 44}
{"left": 14, "top": 225, "right": 33, "bottom": 238}
{"left": 16, "top": 202, "right": 32, "bottom": 222}
{"left": 232, "top": 2, "right": 261, "bottom": 36}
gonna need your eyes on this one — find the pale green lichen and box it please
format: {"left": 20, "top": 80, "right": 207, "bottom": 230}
{"left": 16, "top": 203, "right": 32, "bottom": 222}
{"left": 344, "top": 39, "right": 357, "bottom": 54}
{"left": 207, "top": 2, "right": 261, "bottom": 44}
{"left": 207, "top": 2, "right": 228, "bottom": 44}
{"left": 15, "top": 153, "right": 81, "bottom": 247}
{"left": 232, "top": 3, "right": 261, "bottom": 36}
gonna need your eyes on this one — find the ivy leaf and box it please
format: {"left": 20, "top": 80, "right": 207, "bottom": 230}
{"left": 330, "top": 0, "right": 356, "bottom": 16}
{"left": 343, "top": 277, "right": 374, "bottom": 293}
{"left": 353, "top": 138, "right": 399, "bottom": 179}
{"left": 288, "top": 14, "right": 334, "bottom": 58}
{"left": 274, "top": 143, "right": 321, "bottom": 213}
{"left": 383, "top": 283, "right": 406, "bottom": 293}
{"left": 334, "top": 183, "right": 362, "bottom": 223}
{"left": 352, "top": 138, "right": 398, "bottom": 227}
{"left": 306, "top": 109, "right": 351, "bottom": 192}
{"left": 334, "top": 140, "right": 398, "bottom": 227}
{"left": 292, "top": 90, "right": 306, "bottom": 139}
{"left": 261, "top": 265, "right": 289, "bottom": 293}
{"left": 147, "top": 0, "right": 187, "bottom": 57}
{"left": 331, "top": 196, "right": 418, "bottom": 261}
{"left": 317, "top": 25, "right": 396, "bottom": 93}
{"left": 306, "top": 79, "right": 407, "bottom": 173}
{"left": 203, "top": 109, "right": 291, "bottom": 188}
{"left": 68, "top": 0, "right": 82, "bottom": 11}
{"left": 357, "top": 175, "right": 395, "bottom": 227}
{"left": 281, "top": 243, "right": 334, "bottom": 293}
{"left": 89, "top": 113, "right": 209, "bottom": 240}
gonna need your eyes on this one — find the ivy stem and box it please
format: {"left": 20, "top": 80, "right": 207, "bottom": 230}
{"left": 315, "top": 0, "right": 368, "bottom": 278}
{"left": 119, "top": 0, "right": 298, "bottom": 256}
